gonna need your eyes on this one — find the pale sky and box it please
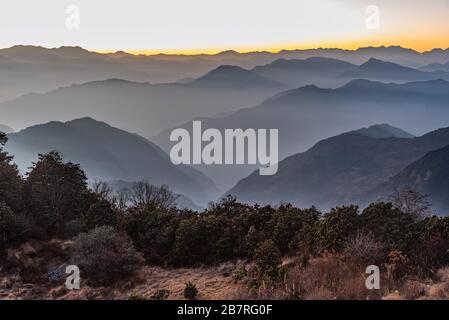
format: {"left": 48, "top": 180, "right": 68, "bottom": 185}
{"left": 0, "top": 0, "right": 448, "bottom": 53}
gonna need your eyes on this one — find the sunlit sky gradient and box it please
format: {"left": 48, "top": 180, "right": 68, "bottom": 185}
{"left": 0, "top": 0, "right": 448, "bottom": 54}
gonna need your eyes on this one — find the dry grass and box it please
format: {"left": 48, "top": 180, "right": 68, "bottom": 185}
{"left": 3, "top": 241, "right": 449, "bottom": 300}
{"left": 0, "top": 261, "right": 244, "bottom": 300}
{"left": 283, "top": 254, "right": 382, "bottom": 300}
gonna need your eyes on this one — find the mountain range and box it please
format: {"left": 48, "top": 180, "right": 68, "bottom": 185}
{"left": 226, "top": 125, "right": 449, "bottom": 214}
{"left": 4, "top": 117, "right": 220, "bottom": 205}
{"left": 339, "top": 58, "right": 449, "bottom": 82}
{"left": 2, "top": 45, "right": 449, "bottom": 102}
{"left": 420, "top": 61, "right": 449, "bottom": 72}
{"left": 154, "top": 79, "right": 449, "bottom": 190}
{"left": 371, "top": 144, "right": 449, "bottom": 214}
{"left": 0, "top": 65, "right": 283, "bottom": 137}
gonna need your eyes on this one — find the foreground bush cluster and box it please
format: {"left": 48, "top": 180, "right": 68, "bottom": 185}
{"left": 1, "top": 131, "right": 449, "bottom": 293}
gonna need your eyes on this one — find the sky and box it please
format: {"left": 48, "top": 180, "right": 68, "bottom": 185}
{"left": 0, "top": 0, "right": 448, "bottom": 54}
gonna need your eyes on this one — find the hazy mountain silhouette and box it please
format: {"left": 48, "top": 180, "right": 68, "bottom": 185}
{"left": 0, "top": 70, "right": 283, "bottom": 137}
{"left": 192, "top": 65, "right": 285, "bottom": 89}
{"left": 2, "top": 45, "right": 449, "bottom": 101}
{"left": 225, "top": 126, "right": 449, "bottom": 211}
{"left": 5, "top": 117, "right": 219, "bottom": 205}
{"left": 0, "top": 124, "right": 14, "bottom": 133}
{"left": 339, "top": 58, "right": 449, "bottom": 82}
{"left": 154, "top": 79, "right": 449, "bottom": 190}
{"left": 352, "top": 124, "right": 414, "bottom": 139}
{"left": 420, "top": 61, "right": 449, "bottom": 72}
{"left": 252, "top": 57, "right": 356, "bottom": 88}
{"left": 371, "top": 144, "right": 449, "bottom": 214}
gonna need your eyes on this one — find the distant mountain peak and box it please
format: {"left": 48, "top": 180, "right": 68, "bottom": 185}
{"left": 194, "top": 65, "right": 283, "bottom": 88}
{"left": 7, "top": 118, "right": 219, "bottom": 205}
{"left": 353, "top": 124, "right": 415, "bottom": 139}
{"left": 0, "top": 124, "right": 14, "bottom": 133}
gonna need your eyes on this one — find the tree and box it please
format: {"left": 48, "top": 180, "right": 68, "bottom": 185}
{"left": 254, "top": 240, "right": 281, "bottom": 283}
{"left": 0, "top": 202, "right": 25, "bottom": 247}
{"left": 71, "top": 226, "right": 142, "bottom": 285}
{"left": 389, "top": 188, "right": 433, "bottom": 220}
{"left": 128, "top": 181, "right": 178, "bottom": 211}
{"left": 361, "top": 202, "right": 416, "bottom": 252}
{"left": 270, "top": 204, "right": 320, "bottom": 255}
{"left": 124, "top": 206, "right": 180, "bottom": 264}
{"left": 0, "top": 132, "right": 22, "bottom": 212}
{"left": 83, "top": 198, "right": 118, "bottom": 231}
{"left": 317, "top": 205, "right": 360, "bottom": 252}
{"left": 23, "top": 152, "right": 91, "bottom": 237}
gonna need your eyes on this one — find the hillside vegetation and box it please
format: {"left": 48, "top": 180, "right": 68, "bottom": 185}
{"left": 2, "top": 131, "right": 449, "bottom": 300}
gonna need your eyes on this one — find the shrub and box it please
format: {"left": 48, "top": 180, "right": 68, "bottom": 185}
{"left": 409, "top": 216, "right": 449, "bottom": 273}
{"left": 150, "top": 289, "right": 171, "bottom": 300}
{"left": 254, "top": 240, "right": 281, "bottom": 283}
{"left": 284, "top": 254, "right": 382, "bottom": 300}
{"left": 0, "top": 134, "right": 22, "bottom": 212}
{"left": 343, "top": 231, "right": 385, "bottom": 266}
{"left": 184, "top": 282, "right": 198, "bottom": 300}
{"left": 124, "top": 207, "right": 180, "bottom": 264}
{"left": 270, "top": 205, "right": 320, "bottom": 255}
{"left": 361, "top": 202, "right": 416, "bottom": 252}
{"left": 23, "top": 152, "right": 92, "bottom": 237}
{"left": 71, "top": 226, "right": 142, "bottom": 285}
{"left": 0, "top": 202, "right": 27, "bottom": 247}
{"left": 386, "top": 250, "right": 409, "bottom": 283}
{"left": 389, "top": 188, "right": 433, "bottom": 219}
{"left": 317, "top": 205, "right": 360, "bottom": 252}
{"left": 83, "top": 198, "right": 118, "bottom": 231}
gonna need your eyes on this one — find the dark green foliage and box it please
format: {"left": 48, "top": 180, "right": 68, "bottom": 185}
{"left": 83, "top": 198, "right": 118, "bottom": 231}
{"left": 22, "top": 152, "right": 92, "bottom": 237}
{"left": 0, "top": 202, "right": 25, "bottom": 247}
{"left": 71, "top": 226, "right": 142, "bottom": 285}
{"left": 1, "top": 140, "right": 449, "bottom": 281}
{"left": 0, "top": 133, "right": 22, "bottom": 212}
{"left": 361, "top": 202, "right": 417, "bottom": 252}
{"left": 124, "top": 207, "right": 180, "bottom": 264}
{"left": 409, "top": 216, "right": 449, "bottom": 272}
{"left": 254, "top": 240, "right": 282, "bottom": 283}
{"left": 317, "top": 205, "right": 360, "bottom": 252}
{"left": 270, "top": 204, "right": 320, "bottom": 254}
{"left": 184, "top": 282, "right": 198, "bottom": 300}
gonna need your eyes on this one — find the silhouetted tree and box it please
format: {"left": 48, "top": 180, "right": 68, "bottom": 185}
{"left": 389, "top": 188, "right": 433, "bottom": 220}
{"left": 23, "top": 151, "right": 91, "bottom": 237}
{"left": 317, "top": 205, "right": 360, "bottom": 252}
{"left": 0, "top": 132, "right": 22, "bottom": 212}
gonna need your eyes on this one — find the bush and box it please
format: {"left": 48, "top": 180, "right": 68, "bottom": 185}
{"left": 150, "top": 289, "right": 171, "bottom": 300}
{"left": 361, "top": 202, "right": 416, "bottom": 252}
{"left": 0, "top": 202, "right": 27, "bottom": 247}
{"left": 124, "top": 207, "right": 180, "bottom": 264}
{"left": 83, "top": 198, "right": 118, "bottom": 231}
{"left": 184, "top": 282, "right": 198, "bottom": 300}
{"left": 317, "top": 205, "right": 360, "bottom": 252}
{"left": 254, "top": 240, "right": 281, "bottom": 283}
{"left": 284, "top": 254, "right": 382, "bottom": 300}
{"left": 270, "top": 205, "right": 320, "bottom": 255}
{"left": 0, "top": 134, "right": 22, "bottom": 212}
{"left": 23, "top": 152, "right": 92, "bottom": 238}
{"left": 71, "top": 226, "right": 142, "bottom": 285}
{"left": 343, "top": 231, "right": 385, "bottom": 266}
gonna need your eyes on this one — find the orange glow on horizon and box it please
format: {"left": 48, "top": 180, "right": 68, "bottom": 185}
{"left": 93, "top": 38, "right": 449, "bottom": 56}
